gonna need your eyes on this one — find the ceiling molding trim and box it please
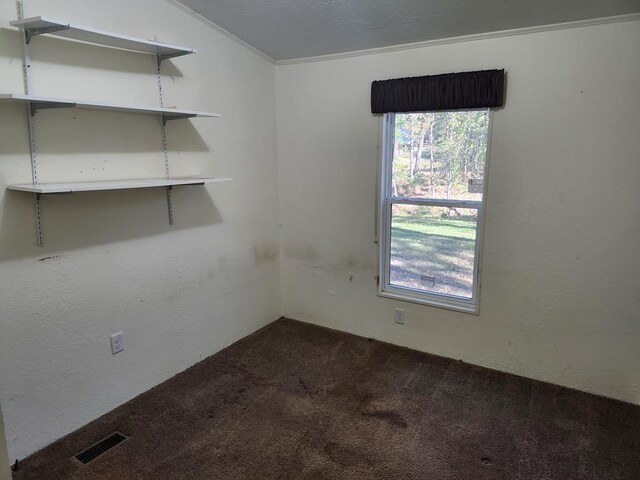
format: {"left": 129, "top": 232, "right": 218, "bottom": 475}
{"left": 277, "top": 13, "right": 640, "bottom": 66}
{"left": 162, "top": 0, "right": 276, "bottom": 64}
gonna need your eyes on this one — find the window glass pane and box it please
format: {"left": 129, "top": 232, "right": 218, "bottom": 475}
{"left": 389, "top": 204, "right": 478, "bottom": 298}
{"left": 392, "top": 110, "right": 488, "bottom": 201}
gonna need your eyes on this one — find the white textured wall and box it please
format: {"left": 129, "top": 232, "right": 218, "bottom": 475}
{"left": 276, "top": 20, "right": 640, "bottom": 405}
{"left": 0, "top": 0, "right": 280, "bottom": 459}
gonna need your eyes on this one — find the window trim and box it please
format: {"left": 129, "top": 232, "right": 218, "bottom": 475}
{"left": 376, "top": 110, "right": 493, "bottom": 315}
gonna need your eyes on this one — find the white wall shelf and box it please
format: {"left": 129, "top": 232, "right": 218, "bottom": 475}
{"left": 8, "top": 5, "right": 226, "bottom": 245}
{"left": 10, "top": 16, "right": 196, "bottom": 61}
{"left": 7, "top": 177, "right": 233, "bottom": 194}
{"left": 0, "top": 94, "right": 220, "bottom": 122}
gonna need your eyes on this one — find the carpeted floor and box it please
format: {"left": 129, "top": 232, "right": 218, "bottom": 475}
{"left": 12, "top": 318, "right": 640, "bottom": 479}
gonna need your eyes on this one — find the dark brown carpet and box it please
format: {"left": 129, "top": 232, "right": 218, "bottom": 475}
{"left": 12, "top": 318, "right": 640, "bottom": 479}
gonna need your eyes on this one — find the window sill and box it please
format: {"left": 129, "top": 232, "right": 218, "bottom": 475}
{"left": 377, "top": 288, "right": 479, "bottom": 315}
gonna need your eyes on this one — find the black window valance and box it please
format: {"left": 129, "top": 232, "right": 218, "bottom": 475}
{"left": 371, "top": 69, "right": 505, "bottom": 114}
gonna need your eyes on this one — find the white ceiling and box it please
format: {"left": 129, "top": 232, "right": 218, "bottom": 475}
{"left": 175, "top": 0, "right": 640, "bottom": 61}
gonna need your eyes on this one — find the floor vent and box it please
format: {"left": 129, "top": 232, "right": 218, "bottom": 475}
{"left": 74, "top": 432, "right": 128, "bottom": 464}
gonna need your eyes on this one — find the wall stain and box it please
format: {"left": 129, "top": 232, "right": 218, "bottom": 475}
{"left": 253, "top": 245, "right": 279, "bottom": 266}
{"left": 37, "top": 255, "right": 62, "bottom": 262}
{"left": 283, "top": 243, "right": 319, "bottom": 263}
{"left": 339, "top": 254, "right": 360, "bottom": 270}
{"left": 284, "top": 243, "right": 375, "bottom": 272}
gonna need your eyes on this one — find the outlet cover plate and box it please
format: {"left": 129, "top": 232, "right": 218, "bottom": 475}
{"left": 110, "top": 332, "right": 124, "bottom": 354}
{"left": 394, "top": 309, "right": 406, "bottom": 325}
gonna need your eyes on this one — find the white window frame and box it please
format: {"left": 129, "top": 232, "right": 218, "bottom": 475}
{"left": 376, "top": 109, "right": 492, "bottom": 314}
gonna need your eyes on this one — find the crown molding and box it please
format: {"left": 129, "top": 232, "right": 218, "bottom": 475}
{"left": 162, "top": 0, "right": 276, "bottom": 64}
{"left": 277, "top": 13, "right": 640, "bottom": 66}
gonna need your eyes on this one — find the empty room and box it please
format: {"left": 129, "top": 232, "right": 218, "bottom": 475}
{"left": 0, "top": 0, "right": 639, "bottom": 479}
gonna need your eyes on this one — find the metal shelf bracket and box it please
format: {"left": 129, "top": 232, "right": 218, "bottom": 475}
{"left": 157, "top": 51, "right": 191, "bottom": 64}
{"left": 29, "top": 100, "right": 75, "bottom": 116}
{"left": 155, "top": 53, "right": 174, "bottom": 225}
{"left": 34, "top": 193, "right": 43, "bottom": 246}
{"left": 25, "top": 24, "right": 69, "bottom": 44}
{"left": 161, "top": 113, "right": 195, "bottom": 125}
{"left": 18, "top": 1, "right": 45, "bottom": 246}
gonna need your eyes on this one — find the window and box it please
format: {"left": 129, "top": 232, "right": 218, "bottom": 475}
{"left": 378, "top": 109, "right": 491, "bottom": 313}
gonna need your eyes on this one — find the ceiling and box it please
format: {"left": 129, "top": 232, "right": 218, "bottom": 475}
{"left": 176, "top": 0, "right": 640, "bottom": 61}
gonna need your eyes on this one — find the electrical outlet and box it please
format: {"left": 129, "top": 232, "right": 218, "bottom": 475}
{"left": 110, "top": 332, "right": 124, "bottom": 355}
{"left": 394, "top": 309, "right": 406, "bottom": 325}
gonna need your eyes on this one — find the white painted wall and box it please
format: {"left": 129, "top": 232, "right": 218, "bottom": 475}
{"left": 0, "top": 0, "right": 279, "bottom": 460}
{"left": 276, "top": 20, "right": 640, "bottom": 405}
